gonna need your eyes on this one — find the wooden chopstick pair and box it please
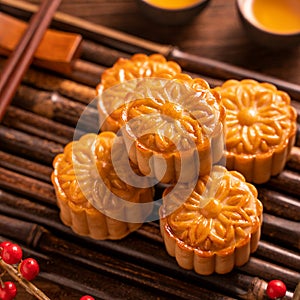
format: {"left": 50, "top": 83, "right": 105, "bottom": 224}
{"left": 0, "top": 0, "right": 62, "bottom": 122}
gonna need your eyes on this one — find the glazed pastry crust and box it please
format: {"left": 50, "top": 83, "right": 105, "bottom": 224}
{"left": 214, "top": 79, "right": 297, "bottom": 183}
{"left": 160, "top": 166, "right": 263, "bottom": 275}
{"left": 121, "top": 74, "right": 225, "bottom": 183}
{"left": 52, "top": 132, "right": 153, "bottom": 240}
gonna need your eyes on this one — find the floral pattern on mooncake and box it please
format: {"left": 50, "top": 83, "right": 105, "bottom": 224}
{"left": 120, "top": 76, "right": 225, "bottom": 183}
{"left": 214, "top": 79, "right": 297, "bottom": 183}
{"left": 160, "top": 165, "right": 263, "bottom": 275}
{"left": 52, "top": 132, "right": 153, "bottom": 240}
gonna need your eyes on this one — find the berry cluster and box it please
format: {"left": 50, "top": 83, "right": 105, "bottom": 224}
{"left": 1, "top": 240, "right": 287, "bottom": 300}
{"left": 0, "top": 241, "right": 40, "bottom": 300}
{"left": 0, "top": 240, "right": 96, "bottom": 300}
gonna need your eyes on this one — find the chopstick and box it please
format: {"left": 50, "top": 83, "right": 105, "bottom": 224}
{"left": 0, "top": 0, "right": 62, "bottom": 122}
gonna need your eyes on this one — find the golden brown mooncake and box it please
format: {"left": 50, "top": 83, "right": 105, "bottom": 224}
{"left": 120, "top": 75, "right": 226, "bottom": 184}
{"left": 51, "top": 132, "right": 154, "bottom": 240}
{"left": 97, "top": 53, "right": 182, "bottom": 132}
{"left": 160, "top": 165, "right": 263, "bottom": 275}
{"left": 214, "top": 79, "right": 297, "bottom": 184}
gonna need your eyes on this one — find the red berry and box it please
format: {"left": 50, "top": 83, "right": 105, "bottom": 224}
{"left": 266, "top": 280, "right": 287, "bottom": 299}
{"left": 0, "top": 241, "right": 12, "bottom": 258}
{"left": 0, "top": 281, "right": 17, "bottom": 300}
{"left": 1, "top": 244, "right": 22, "bottom": 265}
{"left": 19, "top": 258, "right": 40, "bottom": 281}
{"left": 80, "top": 296, "right": 95, "bottom": 300}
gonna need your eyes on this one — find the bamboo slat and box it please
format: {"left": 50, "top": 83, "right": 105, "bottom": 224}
{"left": 0, "top": 214, "right": 295, "bottom": 300}
{"left": 0, "top": 150, "right": 52, "bottom": 183}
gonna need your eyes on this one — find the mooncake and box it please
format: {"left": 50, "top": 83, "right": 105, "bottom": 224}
{"left": 214, "top": 79, "right": 297, "bottom": 183}
{"left": 97, "top": 53, "right": 182, "bottom": 132}
{"left": 160, "top": 165, "right": 263, "bottom": 275}
{"left": 51, "top": 132, "right": 154, "bottom": 240}
{"left": 120, "top": 75, "right": 225, "bottom": 183}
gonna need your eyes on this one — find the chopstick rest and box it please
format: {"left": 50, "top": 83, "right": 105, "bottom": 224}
{"left": 0, "top": 12, "right": 82, "bottom": 74}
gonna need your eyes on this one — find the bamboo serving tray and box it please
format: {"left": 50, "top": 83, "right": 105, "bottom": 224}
{"left": 0, "top": 3, "right": 299, "bottom": 300}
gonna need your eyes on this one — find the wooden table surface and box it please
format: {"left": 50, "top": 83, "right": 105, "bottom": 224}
{"left": 0, "top": 1, "right": 300, "bottom": 299}
{"left": 27, "top": 0, "right": 300, "bottom": 85}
